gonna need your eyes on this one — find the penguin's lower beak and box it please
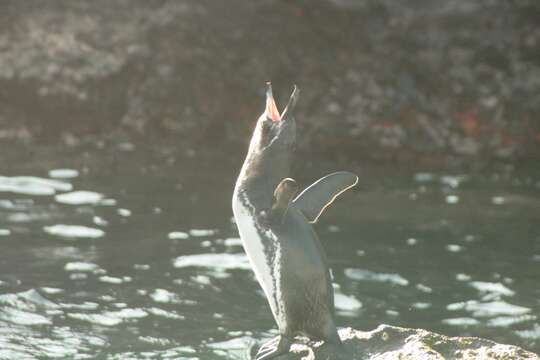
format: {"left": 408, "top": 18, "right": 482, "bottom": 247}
{"left": 281, "top": 84, "right": 299, "bottom": 121}
{"left": 265, "top": 83, "right": 299, "bottom": 122}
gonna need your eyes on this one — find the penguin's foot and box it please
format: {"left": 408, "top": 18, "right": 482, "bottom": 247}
{"left": 255, "top": 335, "right": 292, "bottom": 360}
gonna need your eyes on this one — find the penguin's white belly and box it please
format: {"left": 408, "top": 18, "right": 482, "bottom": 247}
{"left": 233, "top": 195, "right": 284, "bottom": 325}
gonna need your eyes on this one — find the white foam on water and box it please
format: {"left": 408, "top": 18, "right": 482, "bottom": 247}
{"left": 328, "top": 225, "right": 340, "bottom": 233}
{"left": 106, "top": 308, "right": 148, "bottom": 319}
{"left": 207, "top": 336, "right": 252, "bottom": 351}
{"left": 69, "top": 273, "right": 88, "bottom": 280}
{"left": 344, "top": 268, "right": 409, "bottom": 286}
{"left": 44, "top": 224, "right": 105, "bottom": 239}
{"left": 67, "top": 313, "right": 122, "bottom": 327}
{"left": 0, "top": 308, "right": 52, "bottom": 325}
{"left": 8, "top": 212, "right": 52, "bottom": 223}
{"left": 100, "top": 198, "right": 117, "bottom": 206}
{"left": 440, "top": 175, "right": 468, "bottom": 188}
{"left": 516, "top": 324, "right": 540, "bottom": 340}
{"left": 40, "top": 287, "right": 64, "bottom": 295}
{"left": 414, "top": 172, "right": 436, "bottom": 183}
{"left": 147, "top": 307, "right": 185, "bottom": 320}
{"left": 168, "top": 231, "right": 189, "bottom": 240}
{"left": 447, "top": 301, "right": 467, "bottom": 311}
{"left": 0, "top": 289, "right": 59, "bottom": 310}
{"left": 487, "top": 314, "right": 536, "bottom": 327}
{"left": 0, "top": 324, "right": 106, "bottom": 359}
{"left": 223, "top": 237, "right": 242, "bottom": 247}
{"left": 173, "top": 253, "right": 251, "bottom": 270}
{"left": 447, "top": 300, "right": 531, "bottom": 317}
{"left": 48, "top": 169, "right": 79, "bottom": 179}
{"left": 55, "top": 191, "right": 104, "bottom": 205}
{"left": 0, "top": 176, "right": 72, "bottom": 196}
{"left": 93, "top": 216, "right": 108, "bottom": 226}
{"left": 335, "top": 293, "right": 362, "bottom": 316}
{"left": 133, "top": 264, "right": 150, "bottom": 270}
{"left": 470, "top": 281, "right": 515, "bottom": 298}
{"left": 189, "top": 229, "right": 217, "bottom": 237}
{"left": 445, "top": 195, "right": 459, "bottom": 204}
{"left": 45, "top": 309, "right": 63, "bottom": 316}
{"left": 442, "top": 317, "right": 480, "bottom": 326}
{"left": 64, "top": 262, "right": 99, "bottom": 272}
{"left": 416, "top": 284, "right": 433, "bottom": 293}
{"left": 406, "top": 238, "right": 418, "bottom": 245}
{"left": 446, "top": 244, "right": 463, "bottom": 252}
{"left": 470, "top": 301, "right": 531, "bottom": 317}
{"left": 138, "top": 336, "right": 173, "bottom": 346}
{"left": 115, "top": 346, "right": 198, "bottom": 359}
{"left": 456, "top": 273, "right": 471, "bottom": 281}
{"left": 0, "top": 200, "right": 14, "bottom": 209}
{"left": 0, "top": 289, "right": 60, "bottom": 326}
{"left": 98, "top": 276, "right": 124, "bottom": 284}
{"left": 117, "top": 208, "right": 131, "bottom": 217}
{"left": 191, "top": 275, "right": 211, "bottom": 285}
{"left": 0, "top": 229, "right": 10, "bottom": 236}
{"left": 59, "top": 302, "right": 99, "bottom": 310}
{"left": 412, "top": 302, "right": 432, "bottom": 309}
{"left": 149, "top": 289, "right": 177, "bottom": 304}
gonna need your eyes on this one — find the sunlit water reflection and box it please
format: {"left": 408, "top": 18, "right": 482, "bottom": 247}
{"left": 0, "top": 165, "right": 539, "bottom": 359}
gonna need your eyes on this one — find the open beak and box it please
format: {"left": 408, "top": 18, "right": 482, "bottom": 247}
{"left": 265, "top": 82, "right": 299, "bottom": 122}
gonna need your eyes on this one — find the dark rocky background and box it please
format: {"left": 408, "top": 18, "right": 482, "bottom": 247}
{"left": 1, "top": 0, "right": 539, "bottom": 168}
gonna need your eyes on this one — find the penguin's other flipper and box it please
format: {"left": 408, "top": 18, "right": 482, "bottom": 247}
{"left": 271, "top": 178, "right": 298, "bottom": 225}
{"left": 293, "top": 171, "right": 358, "bottom": 223}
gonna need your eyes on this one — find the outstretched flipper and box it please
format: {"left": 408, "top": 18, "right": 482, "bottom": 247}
{"left": 293, "top": 171, "right": 358, "bottom": 223}
{"left": 271, "top": 178, "right": 298, "bottom": 225}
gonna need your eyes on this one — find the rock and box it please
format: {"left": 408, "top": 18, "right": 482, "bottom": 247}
{"left": 0, "top": 1, "right": 539, "bottom": 163}
{"left": 269, "top": 325, "right": 538, "bottom": 360}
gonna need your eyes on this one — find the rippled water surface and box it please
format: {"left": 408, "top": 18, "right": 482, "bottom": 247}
{"left": 0, "top": 153, "right": 539, "bottom": 359}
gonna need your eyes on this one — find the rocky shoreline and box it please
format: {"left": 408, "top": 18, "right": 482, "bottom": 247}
{"left": 1, "top": 1, "right": 539, "bottom": 165}
{"left": 270, "top": 325, "right": 539, "bottom": 359}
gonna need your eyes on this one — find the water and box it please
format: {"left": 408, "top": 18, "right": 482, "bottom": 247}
{"left": 0, "top": 151, "right": 539, "bottom": 359}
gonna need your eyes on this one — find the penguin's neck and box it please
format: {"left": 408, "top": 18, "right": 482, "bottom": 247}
{"left": 235, "top": 149, "right": 290, "bottom": 213}
{"left": 234, "top": 118, "right": 292, "bottom": 210}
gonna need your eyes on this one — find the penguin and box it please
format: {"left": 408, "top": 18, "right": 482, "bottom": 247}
{"left": 232, "top": 83, "right": 358, "bottom": 360}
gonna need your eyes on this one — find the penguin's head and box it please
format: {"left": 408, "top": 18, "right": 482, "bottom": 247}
{"left": 249, "top": 83, "right": 299, "bottom": 154}
{"left": 237, "top": 83, "right": 299, "bottom": 207}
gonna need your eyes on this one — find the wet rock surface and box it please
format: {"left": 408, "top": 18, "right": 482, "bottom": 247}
{"left": 274, "top": 325, "right": 539, "bottom": 359}
{"left": 1, "top": 0, "right": 539, "bottom": 164}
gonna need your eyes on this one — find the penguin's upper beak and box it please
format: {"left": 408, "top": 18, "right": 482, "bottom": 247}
{"left": 265, "top": 83, "right": 299, "bottom": 122}
{"left": 265, "top": 82, "right": 281, "bottom": 122}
